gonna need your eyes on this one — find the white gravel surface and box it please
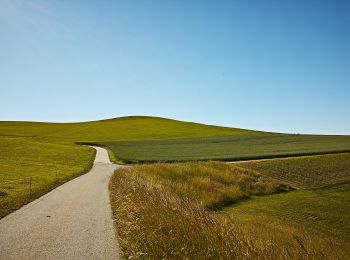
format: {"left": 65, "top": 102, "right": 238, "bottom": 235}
{"left": 0, "top": 146, "right": 120, "bottom": 260}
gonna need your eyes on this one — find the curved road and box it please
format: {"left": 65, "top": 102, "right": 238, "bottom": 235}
{"left": 0, "top": 146, "right": 120, "bottom": 260}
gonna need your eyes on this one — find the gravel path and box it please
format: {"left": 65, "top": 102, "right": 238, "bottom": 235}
{"left": 0, "top": 146, "right": 120, "bottom": 260}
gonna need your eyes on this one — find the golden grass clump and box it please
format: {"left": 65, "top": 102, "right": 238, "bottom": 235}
{"left": 123, "top": 162, "right": 291, "bottom": 211}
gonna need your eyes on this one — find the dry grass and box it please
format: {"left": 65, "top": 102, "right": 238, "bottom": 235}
{"left": 122, "top": 162, "right": 291, "bottom": 210}
{"left": 110, "top": 163, "right": 349, "bottom": 259}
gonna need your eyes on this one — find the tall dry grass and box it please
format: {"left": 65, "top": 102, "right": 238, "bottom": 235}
{"left": 110, "top": 162, "right": 349, "bottom": 259}
{"left": 121, "top": 162, "right": 291, "bottom": 210}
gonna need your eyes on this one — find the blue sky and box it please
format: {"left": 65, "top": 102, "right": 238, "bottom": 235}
{"left": 1, "top": 0, "right": 349, "bottom": 134}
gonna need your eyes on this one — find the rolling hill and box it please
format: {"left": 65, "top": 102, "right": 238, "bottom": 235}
{"left": 1, "top": 116, "right": 349, "bottom": 163}
{"left": 0, "top": 116, "right": 262, "bottom": 142}
{"left": 1, "top": 115, "right": 350, "bottom": 257}
{"left": 1, "top": 115, "right": 350, "bottom": 217}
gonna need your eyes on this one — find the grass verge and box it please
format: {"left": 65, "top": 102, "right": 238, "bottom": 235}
{"left": 0, "top": 137, "right": 95, "bottom": 218}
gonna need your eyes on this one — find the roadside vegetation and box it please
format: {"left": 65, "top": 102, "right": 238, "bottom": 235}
{"left": 99, "top": 134, "right": 350, "bottom": 163}
{"left": 109, "top": 161, "right": 349, "bottom": 259}
{"left": 0, "top": 136, "right": 94, "bottom": 218}
{"left": 119, "top": 162, "right": 291, "bottom": 210}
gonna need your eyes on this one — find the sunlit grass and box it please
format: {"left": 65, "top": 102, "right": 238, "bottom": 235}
{"left": 228, "top": 182, "right": 350, "bottom": 242}
{"left": 227, "top": 154, "right": 350, "bottom": 242}
{"left": 109, "top": 162, "right": 349, "bottom": 259}
{"left": 0, "top": 116, "right": 258, "bottom": 143}
{"left": 0, "top": 116, "right": 256, "bottom": 218}
{"left": 0, "top": 137, "right": 95, "bottom": 218}
{"left": 126, "top": 162, "right": 291, "bottom": 210}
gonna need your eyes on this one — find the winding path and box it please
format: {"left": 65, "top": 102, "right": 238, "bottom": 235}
{"left": 0, "top": 146, "right": 120, "bottom": 260}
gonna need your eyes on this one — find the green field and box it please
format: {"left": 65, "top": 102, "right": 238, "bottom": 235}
{"left": 2, "top": 116, "right": 350, "bottom": 164}
{"left": 0, "top": 116, "right": 262, "bottom": 217}
{"left": 1, "top": 115, "right": 350, "bottom": 222}
{"left": 0, "top": 116, "right": 258, "bottom": 142}
{"left": 1, "top": 116, "right": 350, "bottom": 257}
{"left": 229, "top": 183, "right": 350, "bottom": 242}
{"left": 235, "top": 153, "right": 350, "bottom": 188}
{"left": 0, "top": 136, "right": 94, "bottom": 218}
{"left": 98, "top": 133, "right": 350, "bottom": 163}
{"left": 226, "top": 153, "right": 350, "bottom": 242}
{"left": 110, "top": 161, "right": 350, "bottom": 259}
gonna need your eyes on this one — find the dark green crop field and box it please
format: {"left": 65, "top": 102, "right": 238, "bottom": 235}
{"left": 98, "top": 134, "right": 350, "bottom": 163}
{"left": 236, "top": 153, "right": 350, "bottom": 189}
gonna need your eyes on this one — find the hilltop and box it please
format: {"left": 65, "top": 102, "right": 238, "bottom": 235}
{"left": 0, "top": 116, "right": 263, "bottom": 142}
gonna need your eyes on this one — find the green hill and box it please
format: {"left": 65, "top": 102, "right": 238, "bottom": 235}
{"left": 1, "top": 115, "right": 350, "bottom": 219}
{"left": 1, "top": 116, "right": 350, "bottom": 163}
{"left": 0, "top": 116, "right": 264, "bottom": 217}
{"left": 0, "top": 116, "right": 262, "bottom": 142}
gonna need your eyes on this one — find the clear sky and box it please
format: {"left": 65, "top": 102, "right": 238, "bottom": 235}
{"left": 1, "top": 0, "right": 349, "bottom": 134}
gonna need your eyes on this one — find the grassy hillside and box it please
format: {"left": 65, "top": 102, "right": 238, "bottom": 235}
{"left": 98, "top": 134, "right": 350, "bottom": 163}
{"left": 1, "top": 115, "right": 349, "bottom": 220}
{"left": 110, "top": 162, "right": 349, "bottom": 259}
{"left": 2, "top": 116, "right": 349, "bottom": 164}
{"left": 0, "top": 136, "right": 94, "bottom": 218}
{"left": 0, "top": 116, "right": 260, "bottom": 142}
{"left": 0, "top": 116, "right": 262, "bottom": 217}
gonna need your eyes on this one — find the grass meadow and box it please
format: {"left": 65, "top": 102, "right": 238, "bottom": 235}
{"left": 0, "top": 116, "right": 258, "bottom": 217}
{"left": 0, "top": 116, "right": 258, "bottom": 143}
{"left": 0, "top": 136, "right": 95, "bottom": 218}
{"left": 229, "top": 153, "right": 350, "bottom": 241}
{"left": 1, "top": 116, "right": 350, "bottom": 258}
{"left": 228, "top": 182, "right": 350, "bottom": 242}
{"left": 110, "top": 161, "right": 350, "bottom": 259}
